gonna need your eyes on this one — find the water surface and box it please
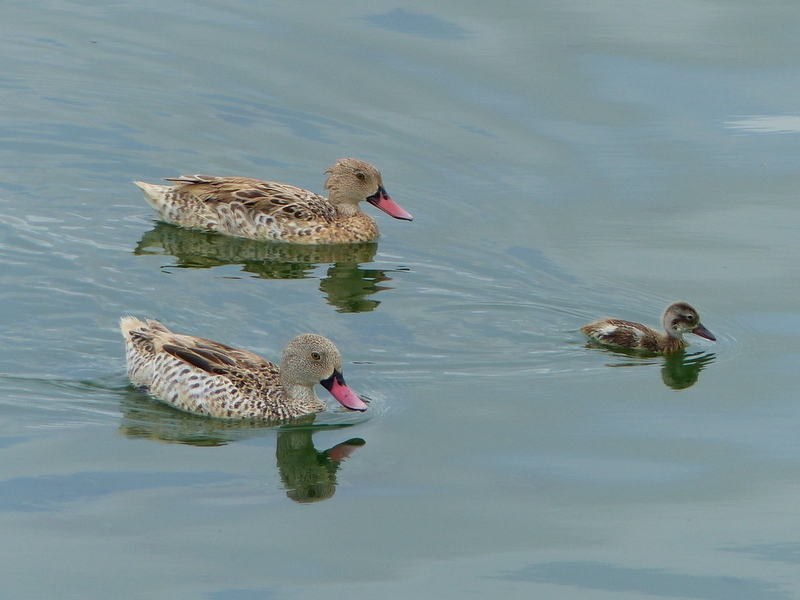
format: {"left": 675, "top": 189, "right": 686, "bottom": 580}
{"left": 2, "top": 1, "right": 800, "bottom": 599}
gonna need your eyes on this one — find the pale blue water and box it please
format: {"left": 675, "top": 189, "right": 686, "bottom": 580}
{"left": 2, "top": 1, "right": 800, "bottom": 599}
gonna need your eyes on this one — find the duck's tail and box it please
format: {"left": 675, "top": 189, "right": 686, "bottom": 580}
{"left": 133, "top": 180, "right": 172, "bottom": 214}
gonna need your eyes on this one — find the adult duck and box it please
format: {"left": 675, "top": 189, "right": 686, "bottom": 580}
{"left": 121, "top": 317, "right": 368, "bottom": 420}
{"left": 134, "top": 158, "right": 412, "bottom": 244}
{"left": 581, "top": 302, "right": 716, "bottom": 354}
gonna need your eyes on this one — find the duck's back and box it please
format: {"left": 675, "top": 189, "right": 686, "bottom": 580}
{"left": 120, "top": 317, "right": 312, "bottom": 420}
{"left": 134, "top": 176, "right": 379, "bottom": 243}
{"left": 581, "top": 318, "right": 670, "bottom": 352}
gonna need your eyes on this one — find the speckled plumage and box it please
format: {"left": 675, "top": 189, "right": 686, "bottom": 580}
{"left": 120, "top": 317, "right": 367, "bottom": 420}
{"left": 134, "top": 158, "right": 412, "bottom": 244}
{"left": 581, "top": 301, "right": 716, "bottom": 354}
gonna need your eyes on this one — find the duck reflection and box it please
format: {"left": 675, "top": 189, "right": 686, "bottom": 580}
{"left": 588, "top": 342, "right": 716, "bottom": 390}
{"left": 118, "top": 390, "right": 365, "bottom": 502}
{"left": 118, "top": 388, "right": 290, "bottom": 446}
{"left": 276, "top": 426, "right": 365, "bottom": 503}
{"left": 134, "top": 222, "right": 398, "bottom": 312}
{"left": 660, "top": 351, "right": 716, "bottom": 390}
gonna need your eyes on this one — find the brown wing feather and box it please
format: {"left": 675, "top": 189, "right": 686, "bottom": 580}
{"left": 582, "top": 318, "right": 664, "bottom": 351}
{"left": 598, "top": 319, "right": 651, "bottom": 335}
{"left": 165, "top": 175, "right": 336, "bottom": 222}
{"left": 162, "top": 344, "right": 230, "bottom": 374}
{"left": 157, "top": 329, "right": 279, "bottom": 377}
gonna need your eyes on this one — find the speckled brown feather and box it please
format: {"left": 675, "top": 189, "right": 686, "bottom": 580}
{"left": 164, "top": 176, "right": 337, "bottom": 222}
{"left": 133, "top": 159, "right": 395, "bottom": 243}
{"left": 121, "top": 317, "right": 333, "bottom": 421}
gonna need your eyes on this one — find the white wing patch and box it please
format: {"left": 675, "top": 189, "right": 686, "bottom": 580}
{"left": 596, "top": 323, "right": 645, "bottom": 341}
{"left": 596, "top": 324, "right": 619, "bottom": 338}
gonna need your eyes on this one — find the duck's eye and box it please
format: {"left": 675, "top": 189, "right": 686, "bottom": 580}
{"left": 356, "top": 172, "right": 366, "bottom": 180}
{"left": 685, "top": 314, "right": 695, "bottom": 321}
{"left": 310, "top": 352, "right": 321, "bottom": 361}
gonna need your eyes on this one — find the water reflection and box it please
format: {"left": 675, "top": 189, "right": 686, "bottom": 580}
{"left": 586, "top": 342, "right": 716, "bottom": 390}
{"left": 118, "top": 389, "right": 282, "bottom": 446}
{"left": 134, "top": 222, "right": 398, "bottom": 312}
{"left": 276, "top": 426, "right": 365, "bottom": 503}
{"left": 118, "top": 391, "right": 365, "bottom": 503}
{"left": 660, "top": 352, "right": 716, "bottom": 390}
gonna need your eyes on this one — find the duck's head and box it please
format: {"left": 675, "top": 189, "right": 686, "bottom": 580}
{"left": 324, "top": 158, "right": 412, "bottom": 221}
{"left": 662, "top": 302, "right": 716, "bottom": 341}
{"left": 281, "top": 333, "right": 368, "bottom": 411}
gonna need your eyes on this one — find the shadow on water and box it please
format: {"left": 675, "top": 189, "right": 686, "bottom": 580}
{"left": 118, "top": 390, "right": 365, "bottom": 503}
{"left": 134, "top": 222, "right": 403, "bottom": 312}
{"left": 585, "top": 341, "right": 716, "bottom": 390}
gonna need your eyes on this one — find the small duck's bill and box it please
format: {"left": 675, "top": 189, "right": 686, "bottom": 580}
{"left": 692, "top": 323, "right": 716, "bottom": 341}
{"left": 367, "top": 187, "right": 413, "bottom": 221}
{"left": 320, "top": 370, "right": 369, "bottom": 412}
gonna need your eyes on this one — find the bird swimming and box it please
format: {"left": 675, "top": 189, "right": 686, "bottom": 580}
{"left": 121, "top": 317, "right": 368, "bottom": 420}
{"left": 581, "top": 302, "right": 716, "bottom": 354}
{"left": 134, "top": 158, "right": 412, "bottom": 244}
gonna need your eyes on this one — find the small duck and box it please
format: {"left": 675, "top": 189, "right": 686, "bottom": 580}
{"left": 581, "top": 301, "right": 716, "bottom": 354}
{"left": 120, "top": 317, "right": 368, "bottom": 420}
{"left": 134, "top": 158, "right": 412, "bottom": 244}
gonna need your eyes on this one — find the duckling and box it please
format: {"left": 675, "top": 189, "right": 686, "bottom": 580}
{"left": 582, "top": 302, "right": 716, "bottom": 354}
{"left": 134, "top": 158, "right": 412, "bottom": 244}
{"left": 120, "top": 317, "right": 368, "bottom": 420}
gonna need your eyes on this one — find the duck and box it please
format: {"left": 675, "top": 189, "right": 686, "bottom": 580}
{"left": 581, "top": 301, "right": 716, "bottom": 354}
{"left": 133, "top": 158, "right": 412, "bottom": 244}
{"left": 120, "top": 317, "right": 368, "bottom": 420}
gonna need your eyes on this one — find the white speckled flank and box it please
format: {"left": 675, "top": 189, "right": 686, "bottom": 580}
{"left": 134, "top": 158, "right": 412, "bottom": 244}
{"left": 120, "top": 317, "right": 368, "bottom": 420}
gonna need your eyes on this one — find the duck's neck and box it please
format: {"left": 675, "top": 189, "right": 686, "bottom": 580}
{"left": 332, "top": 201, "right": 365, "bottom": 218}
{"left": 659, "top": 331, "right": 687, "bottom": 354}
{"left": 280, "top": 380, "right": 327, "bottom": 415}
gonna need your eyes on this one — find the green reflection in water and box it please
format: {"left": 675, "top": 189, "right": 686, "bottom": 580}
{"left": 118, "top": 390, "right": 365, "bottom": 503}
{"left": 660, "top": 352, "right": 716, "bottom": 390}
{"left": 585, "top": 341, "right": 716, "bottom": 390}
{"left": 276, "top": 426, "right": 365, "bottom": 504}
{"left": 134, "top": 222, "right": 398, "bottom": 313}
